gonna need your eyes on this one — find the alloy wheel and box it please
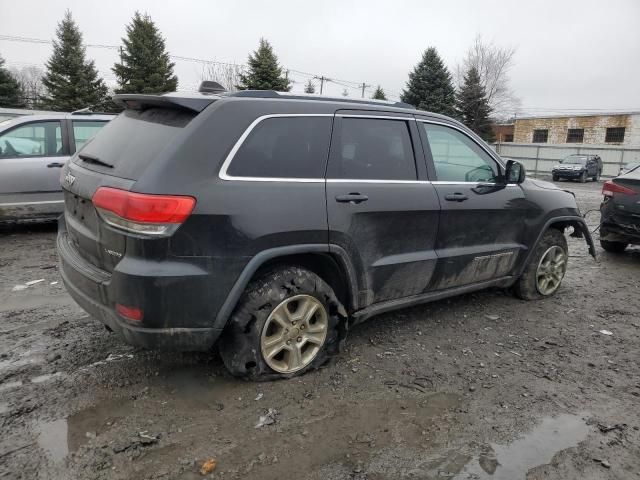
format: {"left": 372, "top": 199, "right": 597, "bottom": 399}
{"left": 260, "top": 294, "right": 328, "bottom": 374}
{"left": 536, "top": 246, "right": 567, "bottom": 295}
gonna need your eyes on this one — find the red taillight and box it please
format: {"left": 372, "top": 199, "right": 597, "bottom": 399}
{"left": 116, "top": 303, "right": 143, "bottom": 322}
{"left": 602, "top": 180, "right": 637, "bottom": 197}
{"left": 92, "top": 187, "right": 195, "bottom": 236}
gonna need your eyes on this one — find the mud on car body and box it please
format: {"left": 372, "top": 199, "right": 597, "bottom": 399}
{"left": 57, "top": 86, "right": 596, "bottom": 379}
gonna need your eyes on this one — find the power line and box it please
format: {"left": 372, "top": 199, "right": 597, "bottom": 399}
{"left": 1, "top": 34, "right": 402, "bottom": 100}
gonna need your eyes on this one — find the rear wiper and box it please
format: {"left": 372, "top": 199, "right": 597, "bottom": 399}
{"left": 78, "top": 153, "right": 113, "bottom": 168}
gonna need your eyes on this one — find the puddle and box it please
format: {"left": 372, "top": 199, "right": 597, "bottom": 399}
{"left": 31, "top": 372, "right": 63, "bottom": 383}
{"left": 35, "top": 398, "right": 134, "bottom": 462}
{"left": 455, "top": 413, "right": 591, "bottom": 479}
{"left": 36, "top": 419, "right": 69, "bottom": 462}
{"left": 0, "top": 380, "right": 23, "bottom": 391}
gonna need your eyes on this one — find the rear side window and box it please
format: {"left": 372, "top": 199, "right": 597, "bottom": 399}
{"left": 72, "top": 120, "right": 108, "bottom": 151}
{"left": 227, "top": 116, "right": 332, "bottom": 179}
{"left": 74, "top": 108, "right": 195, "bottom": 180}
{"left": 328, "top": 118, "right": 416, "bottom": 180}
{"left": 0, "top": 121, "right": 62, "bottom": 158}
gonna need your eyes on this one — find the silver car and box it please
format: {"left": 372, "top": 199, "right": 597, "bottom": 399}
{"left": 0, "top": 112, "right": 113, "bottom": 223}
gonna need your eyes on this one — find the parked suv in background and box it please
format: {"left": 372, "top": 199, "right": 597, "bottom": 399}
{"left": 57, "top": 88, "right": 595, "bottom": 379}
{"left": 600, "top": 168, "right": 640, "bottom": 252}
{"left": 552, "top": 154, "right": 602, "bottom": 183}
{"left": 0, "top": 111, "right": 112, "bottom": 223}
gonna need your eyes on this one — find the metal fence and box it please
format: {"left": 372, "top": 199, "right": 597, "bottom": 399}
{"left": 492, "top": 143, "right": 640, "bottom": 178}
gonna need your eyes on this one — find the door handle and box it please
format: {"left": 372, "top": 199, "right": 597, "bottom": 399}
{"left": 47, "top": 162, "right": 64, "bottom": 168}
{"left": 444, "top": 193, "right": 468, "bottom": 202}
{"left": 335, "top": 193, "right": 369, "bottom": 204}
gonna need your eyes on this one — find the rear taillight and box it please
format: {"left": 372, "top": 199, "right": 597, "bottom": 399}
{"left": 602, "top": 180, "right": 637, "bottom": 198}
{"left": 116, "top": 303, "right": 143, "bottom": 322}
{"left": 92, "top": 187, "right": 196, "bottom": 236}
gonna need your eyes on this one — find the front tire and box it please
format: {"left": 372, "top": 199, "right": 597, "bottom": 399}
{"left": 579, "top": 171, "right": 587, "bottom": 183}
{"left": 219, "top": 266, "right": 347, "bottom": 379}
{"left": 514, "top": 229, "right": 568, "bottom": 300}
{"left": 600, "top": 239, "right": 627, "bottom": 253}
{"left": 552, "top": 175, "right": 559, "bottom": 182}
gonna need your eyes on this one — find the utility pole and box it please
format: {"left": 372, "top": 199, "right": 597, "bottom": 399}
{"left": 361, "top": 82, "right": 370, "bottom": 98}
{"left": 314, "top": 76, "right": 329, "bottom": 95}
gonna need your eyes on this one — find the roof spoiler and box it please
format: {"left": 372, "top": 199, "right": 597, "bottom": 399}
{"left": 113, "top": 93, "right": 218, "bottom": 113}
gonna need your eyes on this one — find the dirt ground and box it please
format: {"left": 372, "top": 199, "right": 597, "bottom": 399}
{"left": 1, "top": 180, "right": 639, "bottom": 480}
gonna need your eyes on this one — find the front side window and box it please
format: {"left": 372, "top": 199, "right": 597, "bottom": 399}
{"left": 421, "top": 123, "right": 499, "bottom": 182}
{"left": 227, "top": 116, "right": 332, "bottom": 178}
{"left": 327, "top": 118, "right": 416, "bottom": 180}
{"left": 72, "top": 121, "right": 108, "bottom": 151}
{"left": 0, "top": 121, "right": 62, "bottom": 158}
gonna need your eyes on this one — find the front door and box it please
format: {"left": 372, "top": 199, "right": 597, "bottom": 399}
{"left": 418, "top": 121, "right": 527, "bottom": 290}
{"left": 0, "top": 120, "right": 68, "bottom": 220}
{"left": 326, "top": 113, "right": 440, "bottom": 307}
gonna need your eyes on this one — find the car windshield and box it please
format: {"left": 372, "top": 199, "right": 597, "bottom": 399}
{"left": 561, "top": 156, "right": 587, "bottom": 165}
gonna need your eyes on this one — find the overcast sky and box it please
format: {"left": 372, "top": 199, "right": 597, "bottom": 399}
{"left": 1, "top": 0, "right": 639, "bottom": 116}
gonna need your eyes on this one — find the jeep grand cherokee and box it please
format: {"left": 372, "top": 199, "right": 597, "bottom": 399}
{"left": 57, "top": 88, "right": 596, "bottom": 379}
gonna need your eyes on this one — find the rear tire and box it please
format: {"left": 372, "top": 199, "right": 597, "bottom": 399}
{"left": 600, "top": 239, "right": 628, "bottom": 253}
{"left": 219, "top": 266, "right": 347, "bottom": 379}
{"left": 514, "top": 228, "right": 568, "bottom": 300}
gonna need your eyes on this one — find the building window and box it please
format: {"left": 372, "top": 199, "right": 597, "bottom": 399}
{"left": 605, "top": 127, "right": 625, "bottom": 143}
{"left": 566, "top": 128, "right": 584, "bottom": 143}
{"left": 532, "top": 129, "right": 548, "bottom": 143}
{"left": 504, "top": 134, "right": 514, "bottom": 142}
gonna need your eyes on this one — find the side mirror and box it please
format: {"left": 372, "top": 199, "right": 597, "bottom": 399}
{"left": 505, "top": 159, "right": 526, "bottom": 184}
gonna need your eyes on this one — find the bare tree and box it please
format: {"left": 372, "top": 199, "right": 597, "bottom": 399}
{"left": 456, "top": 35, "right": 520, "bottom": 118}
{"left": 200, "top": 62, "right": 244, "bottom": 92}
{"left": 9, "top": 65, "right": 45, "bottom": 108}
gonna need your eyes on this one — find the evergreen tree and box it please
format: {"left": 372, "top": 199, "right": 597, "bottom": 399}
{"left": 456, "top": 66, "right": 494, "bottom": 142}
{"left": 401, "top": 47, "right": 456, "bottom": 116}
{"left": 372, "top": 85, "right": 387, "bottom": 100}
{"left": 113, "top": 12, "right": 178, "bottom": 94}
{"left": 0, "top": 56, "right": 25, "bottom": 108}
{"left": 40, "top": 11, "right": 109, "bottom": 111}
{"left": 304, "top": 79, "right": 316, "bottom": 94}
{"left": 237, "top": 38, "right": 290, "bottom": 91}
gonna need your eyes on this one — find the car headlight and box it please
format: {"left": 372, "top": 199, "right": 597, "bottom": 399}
{"left": 573, "top": 166, "right": 582, "bottom": 170}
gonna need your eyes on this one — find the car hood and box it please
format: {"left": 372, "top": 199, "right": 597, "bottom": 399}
{"left": 529, "top": 178, "right": 562, "bottom": 191}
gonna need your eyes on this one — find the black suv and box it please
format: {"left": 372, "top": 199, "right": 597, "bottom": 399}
{"left": 552, "top": 154, "right": 602, "bottom": 183}
{"left": 57, "top": 89, "right": 595, "bottom": 379}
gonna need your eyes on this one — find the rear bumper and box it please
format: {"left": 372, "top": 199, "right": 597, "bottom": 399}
{"left": 600, "top": 202, "right": 640, "bottom": 244}
{"left": 57, "top": 224, "right": 223, "bottom": 351}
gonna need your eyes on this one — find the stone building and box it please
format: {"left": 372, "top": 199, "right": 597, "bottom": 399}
{"left": 512, "top": 112, "right": 640, "bottom": 147}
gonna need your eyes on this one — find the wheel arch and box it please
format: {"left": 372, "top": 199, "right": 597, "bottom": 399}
{"left": 517, "top": 216, "right": 596, "bottom": 278}
{"left": 214, "top": 244, "right": 359, "bottom": 330}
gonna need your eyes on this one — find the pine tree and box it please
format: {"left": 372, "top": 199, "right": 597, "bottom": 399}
{"left": 372, "top": 85, "right": 387, "bottom": 100}
{"left": 304, "top": 79, "right": 316, "bottom": 94}
{"left": 456, "top": 66, "right": 494, "bottom": 142}
{"left": 0, "top": 56, "right": 25, "bottom": 108}
{"left": 237, "top": 38, "right": 290, "bottom": 91}
{"left": 401, "top": 47, "right": 456, "bottom": 116}
{"left": 39, "top": 11, "right": 109, "bottom": 111}
{"left": 113, "top": 12, "right": 178, "bottom": 94}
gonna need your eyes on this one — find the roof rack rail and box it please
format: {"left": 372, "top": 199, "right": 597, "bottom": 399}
{"left": 71, "top": 107, "right": 113, "bottom": 115}
{"left": 225, "top": 90, "right": 414, "bottom": 109}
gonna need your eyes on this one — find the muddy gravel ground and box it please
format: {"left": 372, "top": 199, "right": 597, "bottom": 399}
{"left": 1, "top": 180, "right": 639, "bottom": 480}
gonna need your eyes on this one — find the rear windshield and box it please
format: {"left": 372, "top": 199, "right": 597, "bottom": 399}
{"left": 73, "top": 108, "right": 195, "bottom": 179}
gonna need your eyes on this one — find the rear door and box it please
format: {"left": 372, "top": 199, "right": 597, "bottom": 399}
{"left": 418, "top": 120, "right": 527, "bottom": 290}
{"left": 326, "top": 112, "right": 440, "bottom": 307}
{"left": 0, "top": 119, "right": 68, "bottom": 220}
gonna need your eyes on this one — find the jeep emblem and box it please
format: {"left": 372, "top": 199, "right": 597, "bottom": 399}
{"left": 64, "top": 172, "right": 76, "bottom": 186}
